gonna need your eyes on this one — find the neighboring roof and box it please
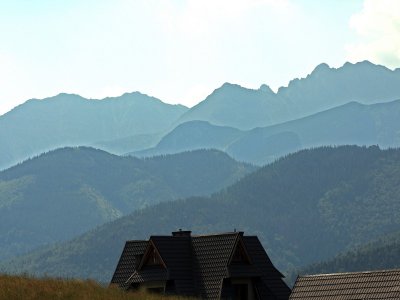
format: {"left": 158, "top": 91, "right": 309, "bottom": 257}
{"left": 290, "top": 269, "right": 400, "bottom": 300}
{"left": 110, "top": 240, "right": 148, "bottom": 286}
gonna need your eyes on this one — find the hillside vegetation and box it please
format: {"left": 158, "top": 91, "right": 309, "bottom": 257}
{"left": 3, "top": 146, "right": 400, "bottom": 282}
{"left": 0, "top": 274, "right": 192, "bottom": 300}
{"left": 0, "top": 147, "right": 254, "bottom": 261}
{"left": 293, "top": 230, "right": 400, "bottom": 278}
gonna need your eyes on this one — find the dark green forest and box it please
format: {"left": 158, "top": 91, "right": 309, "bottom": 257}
{"left": 3, "top": 145, "right": 400, "bottom": 283}
{"left": 288, "top": 230, "right": 400, "bottom": 284}
{"left": 0, "top": 147, "right": 254, "bottom": 260}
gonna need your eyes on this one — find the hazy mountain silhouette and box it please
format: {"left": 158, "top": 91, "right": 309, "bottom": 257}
{"left": 176, "top": 61, "right": 400, "bottom": 129}
{"left": 175, "top": 83, "right": 285, "bottom": 130}
{"left": 133, "top": 121, "right": 244, "bottom": 157}
{"left": 0, "top": 92, "right": 187, "bottom": 170}
{"left": 134, "top": 99, "right": 400, "bottom": 165}
{"left": 0, "top": 147, "right": 254, "bottom": 261}
{"left": 93, "top": 132, "right": 162, "bottom": 155}
{"left": 227, "top": 99, "right": 400, "bottom": 164}
{"left": 2, "top": 61, "right": 399, "bottom": 170}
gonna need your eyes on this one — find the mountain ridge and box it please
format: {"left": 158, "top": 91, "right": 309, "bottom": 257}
{"left": 0, "top": 147, "right": 254, "bottom": 261}
{"left": 2, "top": 60, "right": 400, "bottom": 170}
{"left": 176, "top": 61, "right": 400, "bottom": 130}
{"left": 3, "top": 145, "right": 400, "bottom": 282}
{"left": 0, "top": 92, "right": 188, "bottom": 170}
{"left": 134, "top": 99, "right": 400, "bottom": 165}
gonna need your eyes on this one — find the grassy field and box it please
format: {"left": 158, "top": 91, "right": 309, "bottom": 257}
{"left": 0, "top": 274, "right": 193, "bottom": 300}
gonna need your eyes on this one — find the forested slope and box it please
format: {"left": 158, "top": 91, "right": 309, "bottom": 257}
{"left": 291, "top": 230, "right": 400, "bottom": 280}
{"left": 3, "top": 146, "right": 400, "bottom": 282}
{"left": 0, "top": 147, "right": 253, "bottom": 260}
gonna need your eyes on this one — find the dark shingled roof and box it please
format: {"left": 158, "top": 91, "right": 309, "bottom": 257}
{"left": 111, "top": 231, "right": 290, "bottom": 300}
{"left": 151, "top": 235, "right": 195, "bottom": 296}
{"left": 191, "top": 232, "right": 240, "bottom": 299}
{"left": 127, "top": 268, "right": 169, "bottom": 284}
{"left": 110, "top": 240, "right": 147, "bottom": 286}
{"left": 290, "top": 269, "right": 400, "bottom": 300}
{"left": 243, "top": 236, "right": 291, "bottom": 300}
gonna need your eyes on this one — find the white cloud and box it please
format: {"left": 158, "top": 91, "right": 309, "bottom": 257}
{"left": 346, "top": 0, "right": 400, "bottom": 68}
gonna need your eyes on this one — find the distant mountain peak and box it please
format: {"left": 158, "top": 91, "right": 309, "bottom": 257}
{"left": 56, "top": 92, "right": 82, "bottom": 97}
{"left": 219, "top": 82, "right": 246, "bottom": 90}
{"left": 342, "top": 60, "right": 393, "bottom": 72}
{"left": 259, "top": 84, "right": 275, "bottom": 94}
{"left": 101, "top": 91, "right": 154, "bottom": 101}
{"left": 344, "top": 60, "right": 373, "bottom": 67}
{"left": 195, "top": 82, "right": 255, "bottom": 105}
{"left": 306, "top": 63, "right": 332, "bottom": 78}
{"left": 309, "top": 60, "right": 393, "bottom": 78}
{"left": 313, "top": 62, "right": 331, "bottom": 72}
{"left": 206, "top": 82, "right": 260, "bottom": 99}
{"left": 43, "top": 93, "right": 86, "bottom": 102}
{"left": 279, "top": 63, "right": 333, "bottom": 91}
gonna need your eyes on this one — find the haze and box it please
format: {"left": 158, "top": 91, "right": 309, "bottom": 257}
{"left": 0, "top": 0, "right": 399, "bottom": 115}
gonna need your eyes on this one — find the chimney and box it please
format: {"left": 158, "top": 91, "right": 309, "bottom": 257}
{"left": 172, "top": 229, "right": 191, "bottom": 237}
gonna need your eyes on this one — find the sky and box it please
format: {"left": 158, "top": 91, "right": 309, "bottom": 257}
{"left": 0, "top": 0, "right": 400, "bottom": 115}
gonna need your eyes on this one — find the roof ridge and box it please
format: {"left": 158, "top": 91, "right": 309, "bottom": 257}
{"left": 192, "top": 231, "right": 241, "bottom": 238}
{"left": 127, "top": 232, "right": 243, "bottom": 240}
{"left": 300, "top": 268, "right": 400, "bottom": 278}
{"left": 125, "top": 239, "right": 147, "bottom": 242}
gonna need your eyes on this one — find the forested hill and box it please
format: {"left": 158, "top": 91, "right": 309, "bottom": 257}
{"left": 3, "top": 145, "right": 400, "bottom": 282}
{"left": 0, "top": 147, "right": 254, "bottom": 261}
{"left": 292, "top": 230, "right": 400, "bottom": 280}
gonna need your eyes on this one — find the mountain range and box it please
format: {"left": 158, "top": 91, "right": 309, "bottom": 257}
{"left": 0, "top": 92, "right": 187, "bottom": 170}
{"left": 0, "top": 147, "right": 254, "bottom": 261}
{"left": 1, "top": 61, "right": 400, "bottom": 285}
{"left": 3, "top": 145, "right": 400, "bottom": 282}
{"left": 176, "top": 61, "right": 400, "bottom": 129}
{"left": 135, "top": 99, "right": 400, "bottom": 165}
{"left": 2, "top": 61, "right": 400, "bottom": 170}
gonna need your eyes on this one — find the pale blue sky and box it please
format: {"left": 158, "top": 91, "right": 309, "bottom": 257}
{"left": 1, "top": 0, "right": 399, "bottom": 115}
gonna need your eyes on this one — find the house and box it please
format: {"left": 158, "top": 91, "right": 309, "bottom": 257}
{"left": 110, "top": 230, "right": 291, "bottom": 300}
{"left": 289, "top": 269, "right": 400, "bottom": 299}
